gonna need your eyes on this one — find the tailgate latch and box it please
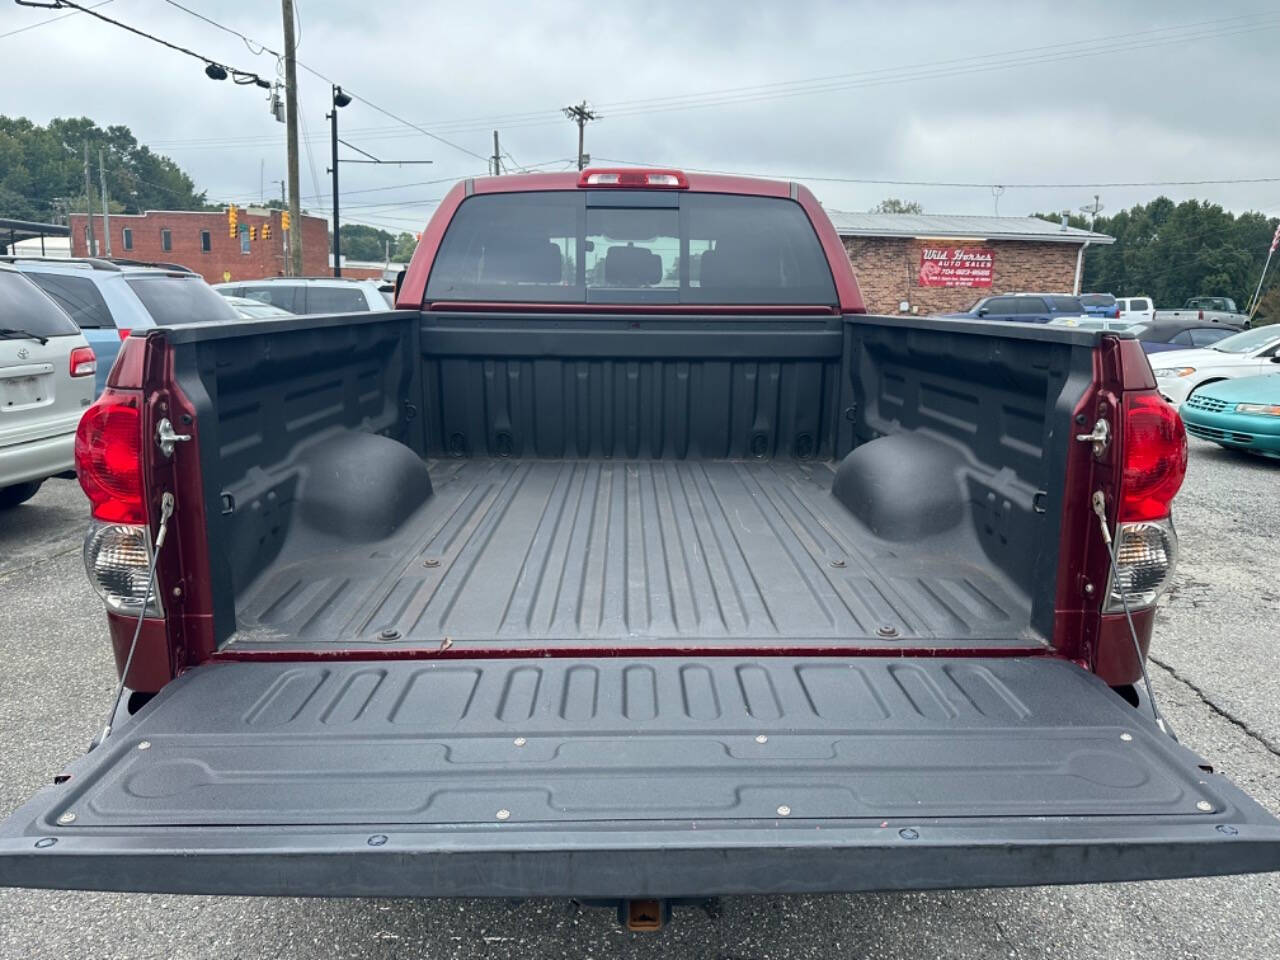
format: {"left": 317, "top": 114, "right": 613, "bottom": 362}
{"left": 1075, "top": 417, "right": 1110, "bottom": 458}
{"left": 156, "top": 418, "right": 192, "bottom": 457}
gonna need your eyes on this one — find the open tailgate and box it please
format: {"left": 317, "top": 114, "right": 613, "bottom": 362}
{"left": 2, "top": 656, "right": 1278, "bottom": 898}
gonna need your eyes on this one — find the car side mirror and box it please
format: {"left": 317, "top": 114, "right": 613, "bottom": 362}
{"left": 393, "top": 268, "right": 406, "bottom": 303}
{"left": 976, "top": 307, "right": 989, "bottom": 317}
{"left": 1269, "top": 354, "right": 1280, "bottom": 364}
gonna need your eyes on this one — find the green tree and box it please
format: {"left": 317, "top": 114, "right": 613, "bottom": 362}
{"left": 338, "top": 223, "right": 398, "bottom": 261}
{"left": 870, "top": 198, "right": 923, "bottom": 214}
{"left": 1035, "top": 199, "right": 1279, "bottom": 308}
{"left": 0, "top": 116, "right": 208, "bottom": 222}
{"left": 392, "top": 232, "right": 418, "bottom": 263}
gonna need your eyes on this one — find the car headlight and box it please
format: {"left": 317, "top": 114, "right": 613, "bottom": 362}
{"left": 1152, "top": 367, "right": 1196, "bottom": 379}
{"left": 1236, "top": 403, "right": 1280, "bottom": 417}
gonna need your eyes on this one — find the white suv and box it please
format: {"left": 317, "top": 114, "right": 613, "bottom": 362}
{"left": 0, "top": 266, "right": 97, "bottom": 508}
{"left": 213, "top": 277, "right": 392, "bottom": 315}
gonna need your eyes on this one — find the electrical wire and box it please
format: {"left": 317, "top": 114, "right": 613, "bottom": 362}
{"left": 14, "top": 0, "right": 273, "bottom": 87}
{"left": 0, "top": 0, "right": 111, "bottom": 40}
{"left": 594, "top": 158, "right": 1280, "bottom": 191}
{"left": 161, "top": 0, "right": 274, "bottom": 57}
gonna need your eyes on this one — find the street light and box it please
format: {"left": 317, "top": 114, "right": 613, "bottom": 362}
{"left": 328, "top": 85, "right": 350, "bottom": 276}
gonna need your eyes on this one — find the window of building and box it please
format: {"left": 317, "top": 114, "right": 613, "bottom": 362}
{"left": 122, "top": 228, "right": 133, "bottom": 251}
{"left": 201, "top": 230, "right": 212, "bottom": 253}
{"left": 240, "top": 226, "right": 250, "bottom": 255}
{"left": 161, "top": 229, "right": 172, "bottom": 252}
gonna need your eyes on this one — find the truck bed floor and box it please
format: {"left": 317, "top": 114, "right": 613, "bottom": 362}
{"left": 232, "top": 459, "right": 1035, "bottom": 649}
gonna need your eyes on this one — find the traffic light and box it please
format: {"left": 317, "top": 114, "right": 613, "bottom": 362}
{"left": 227, "top": 203, "right": 238, "bottom": 238}
{"left": 280, "top": 210, "right": 291, "bottom": 232}
{"left": 262, "top": 223, "right": 271, "bottom": 241}
{"left": 249, "top": 226, "right": 257, "bottom": 242}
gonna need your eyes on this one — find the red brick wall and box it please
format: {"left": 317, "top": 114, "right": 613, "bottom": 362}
{"left": 844, "top": 237, "right": 1081, "bottom": 315}
{"left": 69, "top": 209, "right": 330, "bottom": 284}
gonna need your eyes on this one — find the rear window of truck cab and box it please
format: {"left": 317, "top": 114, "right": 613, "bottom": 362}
{"left": 424, "top": 191, "right": 838, "bottom": 306}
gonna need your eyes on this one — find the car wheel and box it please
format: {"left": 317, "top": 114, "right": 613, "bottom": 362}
{"left": 0, "top": 480, "right": 43, "bottom": 509}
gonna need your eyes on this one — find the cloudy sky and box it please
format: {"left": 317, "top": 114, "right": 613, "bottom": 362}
{"left": 4, "top": 0, "right": 1279, "bottom": 234}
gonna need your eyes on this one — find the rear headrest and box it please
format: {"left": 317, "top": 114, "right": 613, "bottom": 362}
{"left": 604, "top": 244, "right": 663, "bottom": 286}
{"left": 698, "top": 236, "right": 779, "bottom": 289}
{"left": 481, "top": 238, "right": 563, "bottom": 283}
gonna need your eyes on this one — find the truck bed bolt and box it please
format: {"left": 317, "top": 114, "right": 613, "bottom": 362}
{"left": 138, "top": 741, "right": 151, "bottom": 750}
{"left": 776, "top": 805, "right": 791, "bottom": 817}
{"left": 513, "top": 737, "right": 527, "bottom": 746}
{"left": 57, "top": 812, "right": 76, "bottom": 825}
{"left": 829, "top": 558, "right": 846, "bottom": 568}
{"left": 378, "top": 628, "right": 401, "bottom": 641}
{"left": 755, "top": 734, "right": 768, "bottom": 744}
{"left": 367, "top": 835, "right": 388, "bottom": 846}
{"left": 423, "top": 558, "right": 440, "bottom": 568}
{"left": 899, "top": 827, "right": 919, "bottom": 840}
{"left": 1216, "top": 824, "right": 1238, "bottom": 835}
{"left": 877, "top": 625, "right": 899, "bottom": 638}
{"left": 1120, "top": 733, "right": 1133, "bottom": 742}
{"left": 496, "top": 809, "right": 511, "bottom": 821}
{"left": 34, "top": 838, "right": 57, "bottom": 849}
{"left": 1196, "top": 800, "right": 1213, "bottom": 812}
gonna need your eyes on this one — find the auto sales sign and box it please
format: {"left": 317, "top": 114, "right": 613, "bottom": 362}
{"left": 917, "top": 246, "right": 994, "bottom": 287}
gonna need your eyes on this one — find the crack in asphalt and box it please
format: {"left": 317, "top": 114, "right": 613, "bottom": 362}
{"left": 0, "top": 539, "right": 82, "bottom": 583}
{"left": 1150, "top": 655, "right": 1280, "bottom": 760}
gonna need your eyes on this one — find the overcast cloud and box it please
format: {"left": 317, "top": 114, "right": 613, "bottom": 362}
{"left": 3, "top": 0, "right": 1278, "bottom": 233}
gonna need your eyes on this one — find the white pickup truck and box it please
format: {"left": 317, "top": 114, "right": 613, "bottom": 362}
{"left": 1155, "top": 296, "right": 1250, "bottom": 327}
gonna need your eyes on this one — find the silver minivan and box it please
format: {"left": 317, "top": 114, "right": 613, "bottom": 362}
{"left": 0, "top": 265, "right": 97, "bottom": 509}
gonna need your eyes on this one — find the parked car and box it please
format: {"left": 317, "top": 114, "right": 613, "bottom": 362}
{"left": 213, "top": 277, "right": 390, "bottom": 314}
{"left": 1155, "top": 296, "right": 1251, "bottom": 328}
{"left": 222, "top": 295, "right": 295, "bottom": 320}
{"left": 1180, "top": 373, "right": 1280, "bottom": 459}
{"left": 1130, "top": 314, "right": 1247, "bottom": 355}
{"left": 4, "top": 168, "right": 1279, "bottom": 914}
{"left": 1150, "top": 325, "right": 1280, "bottom": 406}
{"left": 1116, "top": 295, "right": 1155, "bottom": 324}
{"left": 1047, "top": 316, "right": 1137, "bottom": 332}
{"left": 7, "top": 257, "right": 239, "bottom": 395}
{"left": 0, "top": 264, "right": 96, "bottom": 508}
{"left": 1078, "top": 293, "right": 1120, "bottom": 319}
{"left": 940, "top": 293, "right": 1087, "bottom": 323}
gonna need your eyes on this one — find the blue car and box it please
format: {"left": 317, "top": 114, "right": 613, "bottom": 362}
{"left": 1180, "top": 373, "right": 1280, "bottom": 459}
{"left": 1078, "top": 293, "right": 1121, "bottom": 319}
{"left": 941, "top": 293, "right": 1088, "bottom": 324}
{"left": 7, "top": 258, "right": 238, "bottom": 394}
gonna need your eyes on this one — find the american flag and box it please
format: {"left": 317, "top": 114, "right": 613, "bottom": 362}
{"left": 1273, "top": 224, "right": 1280, "bottom": 253}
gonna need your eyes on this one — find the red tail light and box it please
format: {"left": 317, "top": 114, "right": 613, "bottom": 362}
{"left": 1120, "top": 393, "right": 1187, "bottom": 521}
{"left": 75, "top": 392, "right": 145, "bottom": 523}
{"left": 69, "top": 345, "right": 97, "bottom": 378}
{"left": 118, "top": 328, "right": 132, "bottom": 342}
{"left": 1197, "top": 310, "right": 1204, "bottom": 322}
{"left": 578, "top": 168, "right": 689, "bottom": 189}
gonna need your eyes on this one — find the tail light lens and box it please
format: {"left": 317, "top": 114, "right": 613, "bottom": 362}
{"left": 117, "top": 328, "right": 132, "bottom": 342}
{"left": 1105, "top": 518, "right": 1178, "bottom": 611}
{"left": 1120, "top": 392, "right": 1187, "bottom": 522}
{"left": 75, "top": 392, "right": 145, "bottom": 524}
{"left": 83, "top": 521, "right": 162, "bottom": 616}
{"left": 69, "top": 346, "right": 97, "bottom": 378}
{"left": 1103, "top": 390, "right": 1188, "bottom": 615}
{"left": 578, "top": 168, "right": 689, "bottom": 189}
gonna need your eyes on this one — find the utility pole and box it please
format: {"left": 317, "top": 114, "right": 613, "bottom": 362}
{"left": 563, "top": 101, "right": 598, "bottom": 171}
{"left": 83, "top": 142, "right": 97, "bottom": 257}
{"left": 98, "top": 148, "right": 112, "bottom": 257}
{"left": 492, "top": 130, "right": 501, "bottom": 176}
{"left": 281, "top": 0, "right": 303, "bottom": 276}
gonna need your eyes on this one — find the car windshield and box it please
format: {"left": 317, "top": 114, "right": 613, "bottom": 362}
{"left": 1079, "top": 294, "right": 1116, "bottom": 307}
{"left": 0, "top": 269, "right": 81, "bottom": 337}
{"left": 124, "top": 276, "right": 239, "bottom": 325}
{"left": 1209, "top": 327, "right": 1280, "bottom": 354}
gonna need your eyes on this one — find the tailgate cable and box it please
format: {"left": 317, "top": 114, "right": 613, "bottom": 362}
{"left": 98, "top": 492, "right": 174, "bottom": 745}
{"left": 1091, "top": 491, "right": 1169, "bottom": 736}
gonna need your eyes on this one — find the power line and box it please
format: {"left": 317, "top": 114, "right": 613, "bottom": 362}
{"left": 0, "top": 0, "right": 111, "bottom": 40}
{"left": 161, "top": 0, "right": 275, "bottom": 56}
{"left": 593, "top": 158, "right": 1280, "bottom": 191}
{"left": 13, "top": 0, "right": 273, "bottom": 87}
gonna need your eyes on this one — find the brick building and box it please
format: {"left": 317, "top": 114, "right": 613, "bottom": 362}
{"left": 69, "top": 208, "right": 330, "bottom": 284}
{"left": 829, "top": 212, "right": 1113, "bottom": 315}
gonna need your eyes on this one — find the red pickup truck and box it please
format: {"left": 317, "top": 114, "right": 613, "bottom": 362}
{"left": 2, "top": 168, "right": 1277, "bottom": 919}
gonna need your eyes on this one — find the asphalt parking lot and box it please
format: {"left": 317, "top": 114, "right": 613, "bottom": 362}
{"left": 1, "top": 438, "right": 1277, "bottom": 960}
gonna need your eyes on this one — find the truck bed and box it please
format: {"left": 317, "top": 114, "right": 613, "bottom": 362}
{"left": 232, "top": 457, "right": 1033, "bottom": 649}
